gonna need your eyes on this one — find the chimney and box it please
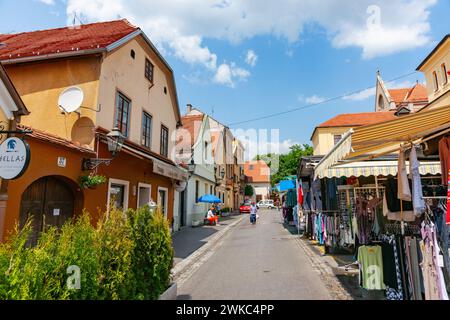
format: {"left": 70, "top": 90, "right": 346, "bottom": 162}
{"left": 186, "top": 104, "right": 193, "bottom": 114}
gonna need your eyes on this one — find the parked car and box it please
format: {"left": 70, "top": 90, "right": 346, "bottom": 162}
{"left": 239, "top": 201, "right": 252, "bottom": 214}
{"left": 257, "top": 199, "right": 275, "bottom": 209}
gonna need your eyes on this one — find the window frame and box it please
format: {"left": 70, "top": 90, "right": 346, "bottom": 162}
{"left": 145, "top": 58, "right": 154, "bottom": 83}
{"left": 433, "top": 71, "right": 439, "bottom": 92}
{"left": 107, "top": 178, "right": 130, "bottom": 212}
{"left": 160, "top": 124, "right": 169, "bottom": 157}
{"left": 157, "top": 187, "right": 169, "bottom": 218}
{"left": 333, "top": 134, "right": 342, "bottom": 146}
{"left": 141, "top": 111, "right": 153, "bottom": 149}
{"left": 441, "top": 63, "right": 448, "bottom": 85}
{"left": 195, "top": 180, "right": 199, "bottom": 203}
{"left": 114, "top": 91, "right": 131, "bottom": 138}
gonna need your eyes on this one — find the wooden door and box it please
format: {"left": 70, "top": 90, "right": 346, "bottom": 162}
{"left": 19, "top": 176, "right": 75, "bottom": 246}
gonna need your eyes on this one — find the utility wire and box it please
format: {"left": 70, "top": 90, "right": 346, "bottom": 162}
{"left": 228, "top": 71, "right": 419, "bottom": 126}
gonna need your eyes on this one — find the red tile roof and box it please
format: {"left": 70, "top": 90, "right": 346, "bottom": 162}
{"left": 0, "top": 19, "right": 138, "bottom": 61}
{"left": 317, "top": 112, "right": 397, "bottom": 128}
{"left": 244, "top": 161, "right": 271, "bottom": 183}
{"left": 18, "top": 124, "right": 96, "bottom": 154}
{"left": 388, "top": 83, "right": 428, "bottom": 106}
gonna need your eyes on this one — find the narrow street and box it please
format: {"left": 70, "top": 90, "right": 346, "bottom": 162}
{"left": 177, "top": 209, "right": 333, "bottom": 300}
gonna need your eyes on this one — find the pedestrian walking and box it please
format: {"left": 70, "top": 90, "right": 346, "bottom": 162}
{"left": 250, "top": 202, "right": 258, "bottom": 224}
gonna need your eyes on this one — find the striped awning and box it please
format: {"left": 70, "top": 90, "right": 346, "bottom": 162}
{"left": 318, "top": 160, "right": 441, "bottom": 179}
{"left": 315, "top": 105, "right": 450, "bottom": 178}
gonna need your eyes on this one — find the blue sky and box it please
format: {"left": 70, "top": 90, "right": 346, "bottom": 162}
{"left": 0, "top": 0, "right": 449, "bottom": 154}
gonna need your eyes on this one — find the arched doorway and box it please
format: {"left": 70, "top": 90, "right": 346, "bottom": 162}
{"left": 19, "top": 176, "right": 76, "bottom": 245}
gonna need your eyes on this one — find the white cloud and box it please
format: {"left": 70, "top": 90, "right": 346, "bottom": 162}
{"left": 343, "top": 87, "right": 376, "bottom": 101}
{"left": 306, "top": 95, "right": 327, "bottom": 104}
{"left": 343, "top": 80, "right": 419, "bottom": 101}
{"left": 38, "top": 0, "right": 55, "bottom": 4}
{"left": 214, "top": 63, "right": 250, "bottom": 87}
{"left": 245, "top": 50, "right": 258, "bottom": 67}
{"left": 64, "top": 0, "right": 437, "bottom": 83}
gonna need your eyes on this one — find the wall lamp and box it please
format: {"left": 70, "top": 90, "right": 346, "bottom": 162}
{"left": 82, "top": 127, "right": 126, "bottom": 171}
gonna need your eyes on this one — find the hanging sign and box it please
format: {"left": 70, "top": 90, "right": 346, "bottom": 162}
{"left": 0, "top": 137, "right": 31, "bottom": 180}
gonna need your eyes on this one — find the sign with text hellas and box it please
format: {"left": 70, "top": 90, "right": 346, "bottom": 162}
{"left": 0, "top": 137, "right": 31, "bottom": 180}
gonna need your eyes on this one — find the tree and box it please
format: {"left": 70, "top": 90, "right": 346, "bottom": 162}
{"left": 244, "top": 184, "right": 254, "bottom": 197}
{"left": 255, "top": 144, "right": 313, "bottom": 186}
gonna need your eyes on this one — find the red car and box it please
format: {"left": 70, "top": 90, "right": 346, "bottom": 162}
{"left": 239, "top": 201, "right": 252, "bottom": 214}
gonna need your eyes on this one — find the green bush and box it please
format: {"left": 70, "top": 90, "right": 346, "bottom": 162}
{"left": 0, "top": 205, "right": 174, "bottom": 300}
{"left": 128, "top": 206, "right": 174, "bottom": 300}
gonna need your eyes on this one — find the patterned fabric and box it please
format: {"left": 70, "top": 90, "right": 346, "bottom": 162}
{"left": 383, "top": 234, "right": 404, "bottom": 300}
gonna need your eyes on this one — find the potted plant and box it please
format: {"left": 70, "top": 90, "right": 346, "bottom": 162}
{"left": 79, "top": 174, "right": 107, "bottom": 190}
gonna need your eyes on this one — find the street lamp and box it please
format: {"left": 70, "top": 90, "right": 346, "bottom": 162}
{"left": 82, "top": 127, "right": 126, "bottom": 171}
{"left": 187, "top": 158, "right": 196, "bottom": 176}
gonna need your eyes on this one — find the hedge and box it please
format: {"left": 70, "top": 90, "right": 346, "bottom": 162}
{"left": 0, "top": 205, "right": 173, "bottom": 300}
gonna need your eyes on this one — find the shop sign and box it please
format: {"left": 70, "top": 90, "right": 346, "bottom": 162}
{"left": 0, "top": 137, "right": 30, "bottom": 180}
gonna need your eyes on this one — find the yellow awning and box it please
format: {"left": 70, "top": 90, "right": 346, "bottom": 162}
{"left": 315, "top": 105, "right": 450, "bottom": 178}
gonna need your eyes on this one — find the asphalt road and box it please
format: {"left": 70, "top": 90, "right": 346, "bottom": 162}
{"left": 177, "top": 209, "right": 333, "bottom": 300}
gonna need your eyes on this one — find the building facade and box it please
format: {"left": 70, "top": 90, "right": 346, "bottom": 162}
{"left": 0, "top": 20, "right": 188, "bottom": 241}
{"left": 244, "top": 160, "right": 271, "bottom": 202}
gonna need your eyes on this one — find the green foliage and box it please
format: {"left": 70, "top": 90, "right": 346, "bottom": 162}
{"left": 221, "top": 207, "right": 230, "bottom": 213}
{"left": 244, "top": 184, "right": 254, "bottom": 197}
{"left": 0, "top": 205, "right": 174, "bottom": 300}
{"left": 128, "top": 206, "right": 173, "bottom": 300}
{"left": 79, "top": 175, "right": 107, "bottom": 189}
{"left": 96, "top": 206, "right": 134, "bottom": 300}
{"left": 255, "top": 144, "right": 313, "bottom": 186}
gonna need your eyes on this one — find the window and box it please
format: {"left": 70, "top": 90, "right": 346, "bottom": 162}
{"left": 249, "top": 164, "right": 254, "bottom": 170}
{"left": 195, "top": 180, "right": 199, "bottom": 203}
{"left": 164, "top": 87, "right": 168, "bottom": 95}
{"left": 160, "top": 125, "right": 169, "bottom": 157}
{"left": 107, "top": 178, "right": 130, "bottom": 211}
{"left": 442, "top": 63, "right": 448, "bottom": 85}
{"left": 158, "top": 187, "right": 168, "bottom": 218}
{"left": 433, "top": 71, "right": 439, "bottom": 92}
{"left": 114, "top": 92, "right": 131, "bottom": 137}
{"left": 204, "top": 141, "right": 208, "bottom": 162}
{"left": 334, "top": 134, "right": 342, "bottom": 146}
{"left": 130, "top": 50, "right": 135, "bottom": 59}
{"left": 378, "top": 95, "right": 384, "bottom": 110}
{"left": 142, "top": 112, "right": 152, "bottom": 148}
{"left": 145, "top": 58, "right": 154, "bottom": 83}
{"left": 205, "top": 183, "right": 208, "bottom": 196}
{"left": 210, "top": 185, "right": 213, "bottom": 194}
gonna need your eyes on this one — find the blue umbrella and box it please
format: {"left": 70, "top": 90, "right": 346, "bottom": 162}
{"left": 197, "top": 194, "right": 222, "bottom": 203}
{"left": 278, "top": 180, "right": 296, "bottom": 192}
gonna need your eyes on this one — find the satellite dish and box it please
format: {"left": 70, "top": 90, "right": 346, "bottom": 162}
{"left": 58, "top": 86, "right": 84, "bottom": 113}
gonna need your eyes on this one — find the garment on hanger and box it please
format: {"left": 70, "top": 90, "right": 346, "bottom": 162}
{"left": 382, "top": 235, "right": 404, "bottom": 300}
{"left": 358, "top": 245, "right": 386, "bottom": 290}
{"left": 383, "top": 192, "right": 416, "bottom": 222}
{"left": 398, "top": 147, "right": 412, "bottom": 202}
{"left": 409, "top": 146, "right": 425, "bottom": 217}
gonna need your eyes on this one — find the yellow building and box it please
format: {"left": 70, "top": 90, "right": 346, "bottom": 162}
{"left": 310, "top": 112, "right": 397, "bottom": 156}
{"left": 0, "top": 20, "right": 188, "bottom": 241}
{"left": 417, "top": 34, "right": 450, "bottom": 110}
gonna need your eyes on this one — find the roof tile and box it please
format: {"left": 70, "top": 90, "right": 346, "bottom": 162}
{"left": 0, "top": 19, "right": 138, "bottom": 61}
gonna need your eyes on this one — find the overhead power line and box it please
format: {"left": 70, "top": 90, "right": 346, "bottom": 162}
{"left": 227, "top": 71, "right": 419, "bottom": 126}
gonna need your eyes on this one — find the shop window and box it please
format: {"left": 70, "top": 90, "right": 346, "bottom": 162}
{"left": 108, "top": 179, "right": 129, "bottom": 211}
{"left": 158, "top": 187, "right": 168, "bottom": 218}
{"left": 145, "top": 58, "right": 154, "bottom": 83}
{"left": 160, "top": 125, "right": 169, "bottom": 157}
{"left": 114, "top": 92, "right": 131, "bottom": 137}
{"left": 142, "top": 112, "right": 152, "bottom": 148}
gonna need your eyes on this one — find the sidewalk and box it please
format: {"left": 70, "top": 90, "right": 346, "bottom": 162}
{"left": 172, "top": 212, "right": 244, "bottom": 267}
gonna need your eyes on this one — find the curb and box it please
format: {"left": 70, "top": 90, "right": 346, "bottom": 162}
{"left": 294, "top": 237, "right": 353, "bottom": 300}
{"left": 171, "top": 214, "right": 246, "bottom": 285}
